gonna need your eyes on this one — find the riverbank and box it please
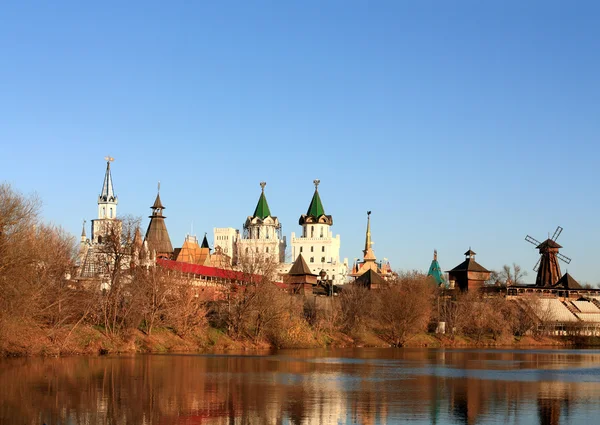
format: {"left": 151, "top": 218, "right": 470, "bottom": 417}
{"left": 0, "top": 320, "right": 585, "bottom": 358}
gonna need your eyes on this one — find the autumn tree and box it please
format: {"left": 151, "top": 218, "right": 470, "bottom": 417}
{"left": 374, "top": 271, "right": 435, "bottom": 346}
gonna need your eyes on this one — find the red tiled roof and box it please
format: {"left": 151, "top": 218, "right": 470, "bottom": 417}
{"left": 157, "top": 259, "right": 287, "bottom": 289}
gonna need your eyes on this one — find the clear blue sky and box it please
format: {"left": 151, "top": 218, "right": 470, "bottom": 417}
{"left": 1, "top": 1, "right": 599, "bottom": 284}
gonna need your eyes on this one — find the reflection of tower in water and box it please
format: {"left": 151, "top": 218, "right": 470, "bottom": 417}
{"left": 537, "top": 382, "right": 573, "bottom": 425}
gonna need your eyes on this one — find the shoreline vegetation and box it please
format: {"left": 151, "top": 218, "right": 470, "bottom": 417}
{"left": 2, "top": 183, "right": 599, "bottom": 359}
{"left": 1, "top": 321, "right": 591, "bottom": 359}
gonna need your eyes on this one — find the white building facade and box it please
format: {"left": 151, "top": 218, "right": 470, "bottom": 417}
{"left": 280, "top": 180, "right": 348, "bottom": 286}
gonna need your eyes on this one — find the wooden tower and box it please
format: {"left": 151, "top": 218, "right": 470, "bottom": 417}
{"left": 525, "top": 226, "right": 572, "bottom": 287}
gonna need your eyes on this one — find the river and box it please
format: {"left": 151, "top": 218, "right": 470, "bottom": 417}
{"left": 1, "top": 348, "right": 600, "bottom": 424}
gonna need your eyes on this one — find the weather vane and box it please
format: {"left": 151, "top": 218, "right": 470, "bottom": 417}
{"left": 104, "top": 155, "right": 114, "bottom": 163}
{"left": 313, "top": 179, "right": 320, "bottom": 189}
{"left": 158, "top": 181, "right": 160, "bottom": 193}
{"left": 260, "top": 181, "right": 266, "bottom": 191}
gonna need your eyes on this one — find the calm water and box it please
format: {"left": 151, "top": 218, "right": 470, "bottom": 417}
{"left": 2, "top": 348, "right": 600, "bottom": 425}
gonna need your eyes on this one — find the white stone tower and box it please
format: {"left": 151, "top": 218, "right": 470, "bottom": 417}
{"left": 289, "top": 179, "right": 348, "bottom": 286}
{"left": 91, "top": 156, "right": 119, "bottom": 244}
{"left": 237, "top": 182, "right": 287, "bottom": 263}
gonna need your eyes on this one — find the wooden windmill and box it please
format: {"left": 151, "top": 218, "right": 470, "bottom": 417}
{"left": 525, "top": 226, "right": 571, "bottom": 287}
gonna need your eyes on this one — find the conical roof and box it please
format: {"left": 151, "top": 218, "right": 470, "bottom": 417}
{"left": 427, "top": 250, "right": 445, "bottom": 286}
{"left": 363, "top": 211, "right": 376, "bottom": 261}
{"left": 99, "top": 159, "right": 117, "bottom": 202}
{"left": 252, "top": 183, "right": 272, "bottom": 219}
{"left": 288, "top": 254, "right": 316, "bottom": 276}
{"left": 306, "top": 188, "right": 325, "bottom": 217}
{"left": 299, "top": 180, "right": 333, "bottom": 226}
{"left": 144, "top": 192, "right": 173, "bottom": 256}
{"left": 201, "top": 234, "right": 210, "bottom": 249}
{"left": 152, "top": 193, "right": 165, "bottom": 210}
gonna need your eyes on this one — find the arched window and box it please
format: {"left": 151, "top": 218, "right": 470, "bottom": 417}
{"left": 266, "top": 247, "right": 269, "bottom": 253}
{"left": 245, "top": 247, "right": 249, "bottom": 254}
{"left": 320, "top": 227, "right": 323, "bottom": 237}
{"left": 102, "top": 207, "right": 106, "bottom": 217}
{"left": 256, "top": 247, "right": 259, "bottom": 253}
{"left": 321, "top": 257, "right": 325, "bottom": 263}
{"left": 98, "top": 235, "right": 103, "bottom": 244}
{"left": 311, "top": 246, "right": 314, "bottom": 252}
{"left": 310, "top": 257, "right": 314, "bottom": 263}
{"left": 311, "top": 226, "right": 314, "bottom": 238}
{"left": 322, "top": 246, "right": 325, "bottom": 252}
{"left": 300, "top": 247, "right": 303, "bottom": 253}
{"left": 109, "top": 208, "right": 113, "bottom": 218}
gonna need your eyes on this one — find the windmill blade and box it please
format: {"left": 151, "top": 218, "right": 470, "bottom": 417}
{"left": 525, "top": 235, "right": 542, "bottom": 247}
{"left": 557, "top": 252, "right": 572, "bottom": 264}
{"left": 552, "top": 226, "right": 563, "bottom": 241}
{"left": 533, "top": 257, "right": 541, "bottom": 272}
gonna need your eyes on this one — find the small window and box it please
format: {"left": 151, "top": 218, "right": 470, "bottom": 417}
{"left": 310, "top": 257, "right": 314, "bottom": 263}
{"left": 98, "top": 235, "right": 103, "bottom": 244}
{"left": 266, "top": 247, "right": 269, "bottom": 253}
{"left": 109, "top": 208, "right": 113, "bottom": 218}
{"left": 245, "top": 247, "right": 249, "bottom": 253}
{"left": 320, "top": 227, "right": 323, "bottom": 237}
{"left": 321, "top": 257, "right": 325, "bottom": 263}
{"left": 300, "top": 247, "right": 303, "bottom": 253}
{"left": 256, "top": 247, "right": 259, "bottom": 253}
{"left": 311, "top": 246, "right": 314, "bottom": 252}
{"left": 322, "top": 246, "right": 325, "bottom": 252}
{"left": 311, "top": 226, "right": 314, "bottom": 238}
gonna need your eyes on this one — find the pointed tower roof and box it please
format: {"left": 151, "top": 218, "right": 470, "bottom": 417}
{"left": 354, "top": 269, "right": 386, "bottom": 289}
{"left": 448, "top": 248, "right": 490, "bottom": 273}
{"left": 427, "top": 250, "right": 445, "bottom": 286}
{"left": 152, "top": 193, "right": 165, "bottom": 210}
{"left": 201, "top": 233, "right": 210, "bottom": 249}
{"left": 555, "top": 272, "right": 581, "bottom": 289}
{"left": 252, "top": 181, "right": 272, "bottom": 219}
{"left": 299, "top": 179, "right": 333, "bottom": 226}
{"left": 81, "top": 219, "right": 87, "bottom": 237}
{"left": 144, "top": 187, "right": 173, "bottom": 258}
{"left": 306, "top": 183, "right": 325, "bottom": 217}
{"left": 288, "top": 254, "right": 317, "bottom": 276}
{"left": 99, "top": 156, "right": 117, "bottom": 203}
{"left": 363, "top": 211, "right": 376, "bottom": 261}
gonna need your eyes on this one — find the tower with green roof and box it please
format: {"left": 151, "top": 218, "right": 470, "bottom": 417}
{"left": 289, "top": 179, "right": 348, "bottom": 288}
{"left": 238, "top": 182, "right": 287, "bottom": 263}
{"left": 427, "top": 250, "right": 446, "bottom": 287}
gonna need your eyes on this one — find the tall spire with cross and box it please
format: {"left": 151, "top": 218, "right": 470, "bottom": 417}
{"left": 97, "top": 156, "right": 118, "bottom": 219}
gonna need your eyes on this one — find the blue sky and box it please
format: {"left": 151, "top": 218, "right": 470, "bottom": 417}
{"left": 1, "top": 1, "right": 599, "bottom": 284}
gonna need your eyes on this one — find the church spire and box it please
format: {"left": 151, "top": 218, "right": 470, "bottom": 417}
{"left": 252, "top": 181, "right": 272, "bottom": 219}
{"left": 363, "top": 211, "right": 376, "bottom": 261}
{"left": 99, "top": 156, "right": 116, "bottom": 203}
{"left": 97, "top": 156, "right": 117, "bottom": 219}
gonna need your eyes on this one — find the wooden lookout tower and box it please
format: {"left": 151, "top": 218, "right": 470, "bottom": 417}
{"left": 525, "top": 226, "right": 571, "bottom": 287}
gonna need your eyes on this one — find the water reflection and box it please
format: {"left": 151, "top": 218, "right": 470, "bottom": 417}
{"left": 1, "top": 348, "right": 600, "bottom": 424}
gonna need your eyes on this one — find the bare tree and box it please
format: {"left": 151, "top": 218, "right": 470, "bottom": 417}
{"left": 338, "top": 284, "right": 372, "bottom": 335}
{"left": 374, "top": 271, "right": 434, "bottom": 346}
{"left": 499, "top": 263, "right": 528, "bottom": 286}
{"left": 164, "top": 276, "right": 207, "bottom": 337}
{"left": 92, "top": 215, "right": 143, "bottom": 336}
